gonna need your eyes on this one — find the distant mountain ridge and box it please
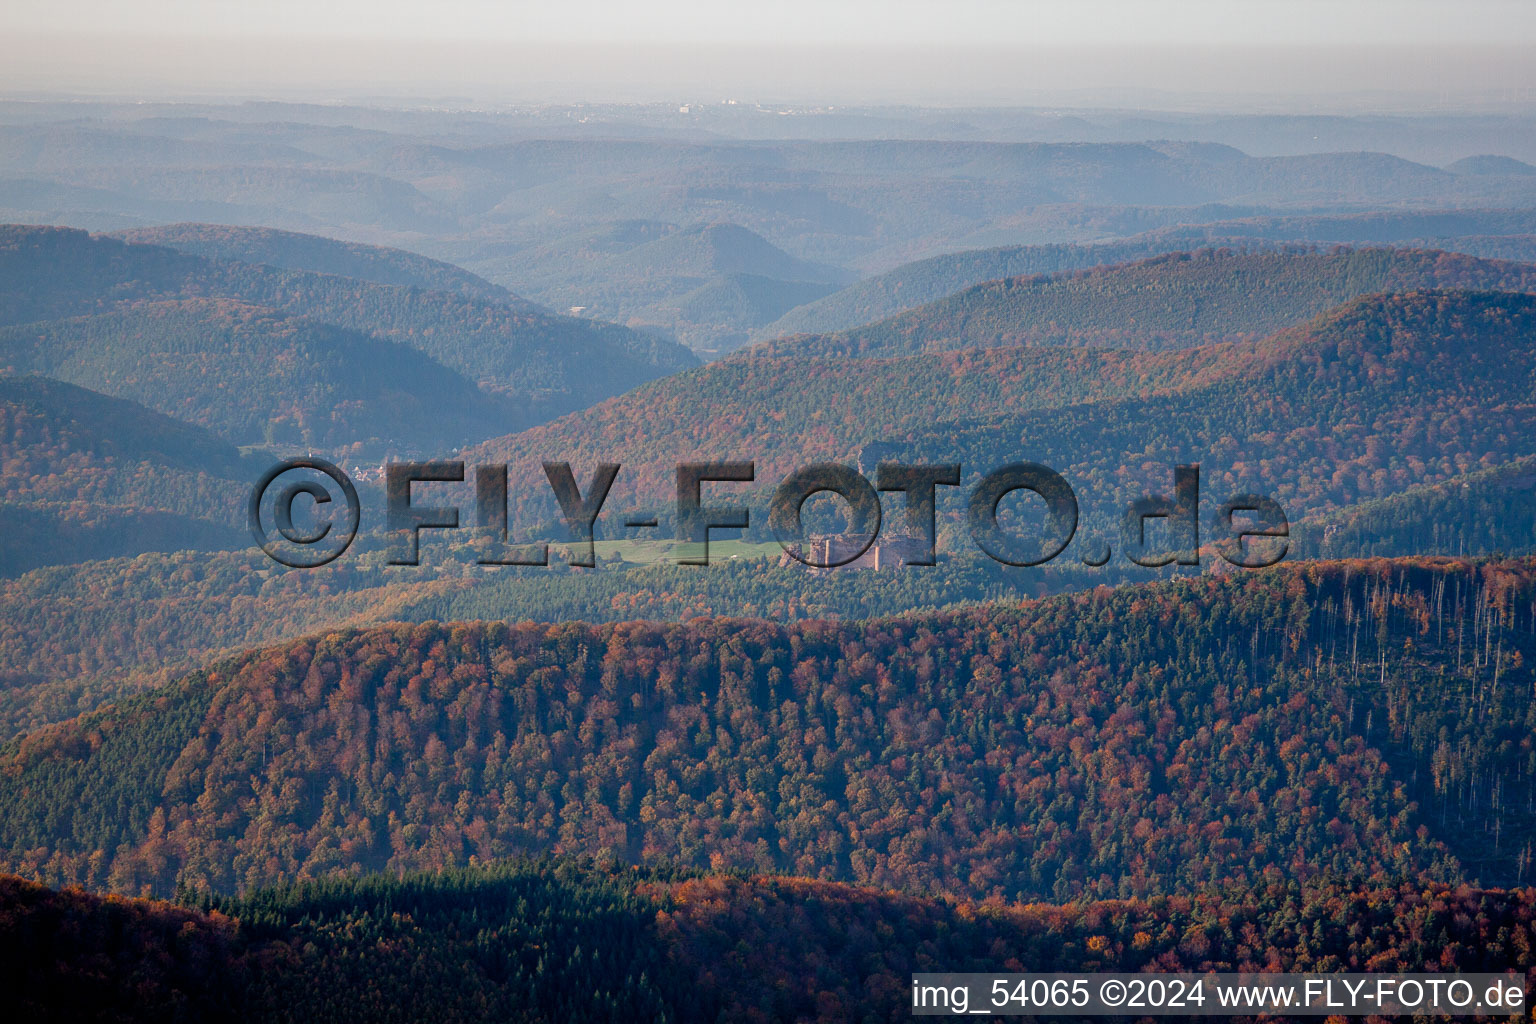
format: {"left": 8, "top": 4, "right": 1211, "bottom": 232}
{"left": 763, "top": 211, "right": 1536, "bottom": 339}
{"left": 757, "top": 246, "right": 1536, "bottom": 357}
{"left": 465, "top": 220, "right": 853, "bottom": 353}
{"left": 758, "top": 237, "right": 1229, "bottom": 339}
{"left": 111, "top": 222, "right": 533, "bottom": 308}
{"left": 626, "top": 222, "right": 849, "bottom": 284}
{"left": 1445, "top": 155, "right": 1536, "bottom": 176}
{"left": 0, "top": 224, "right": 698, "bottom": 435}
{"left": 10, "top": 115, "right": 1536, "bottom": 297}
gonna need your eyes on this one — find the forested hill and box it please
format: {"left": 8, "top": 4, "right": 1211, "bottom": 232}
{"left": 0, "top": 225, "right": 697, "bottom": 427}
{"left": 876, "top": 289, "right": 1536, "bottom": 524}
{"left": 471, "top": 288, "right": 1536, "bottom": 532}
{"left": 111, "top": 222, "right": 530, "bottom": 308}
{"left": 15, "top": 284, "right": 1534, "bottom": 733}
{"left": 761, "top": 210, "right": 1536, "bottom": 341}
{"left": 758, "top": 237, "right": 1262, "bottom": 339}
{"left": 1295, "top": 456, "right": 1536, "bottom": 560}
{"left": 0, "top": 377, "right": 247, "bottom": 576}
{"left": 4, "top": 863, "right": 1535, "bottom": 1024}
{"left": 1138, "top": 207, "right": 1536, "bottom": 248}
{"left": 464, "top": 220, "right": 855, "bottom": 353}
{"left": 0, "top": 298, "right": 517, "bottom": 448}
{"left": 0, "top": 550, "right": 478, "bottom": 740}
{"left": 2, "top": 557, "right": 1531, "bottom": 901}
{"left": 0, "top": 375, "right": 241, "bottom": 477}
{"left": 755, "top": 247, "right": 1536, "bottom": 358}
{"left": 9, "top": 442, "right": 1531, "bottom": 745}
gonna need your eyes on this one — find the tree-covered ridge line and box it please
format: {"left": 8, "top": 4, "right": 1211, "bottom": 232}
{"left": 0, "top": 298, "right": 520, "bottom": 449}
{"left": 754, "top": 247, "right": 1536, "bottom": 359}
{"left": 0, "top": 376, "right": 253, "bottom": 576}
{"left": 0, "top": 551, "right": 470, "bottom": 740}
{"left": 1, "top": 556, "right": 1531, "bottom": 902}
{"left": 0, "top": 219, "right": 701, "bottom": 578}
{"left": 756, "top": 236, "right": 1270, "bottom": 339}
{"left": 876, "top": 289, "right": 1536, "bottom": 533}
{"left": 4, "top": 861, "right": 1536, "bottom": 1023}
{"left": 0, "top": 500, "right": 240, "bottom": 581}
{"left": 7, "top": 229, "right": 1536, "bottom": 583}
{"left": 111, "top": 222, "right": 532, "bottom": 308}
{"left": 0, "top": 224, "right": 697, "bottom": 430}
{"left": 469, "top": 288, "right": 1536, "bottom": 535}
{"left": 12, "top": 432, "right": 1532, "bottom": 744}
{"left": 759, "top": 214, "right": 1536, "bottom": 340}
{"left": 1138, "top": 207, "right": 1536, "bottom": 251}
{"left": 0, "top": 374, "right": 242, "bottom": 476}
{"left": 19, "top": 434, "right": 1533, "bottom": 743}
{"left": 472, "top": 220, "right": 854, "bottom": 354}
{"left": 1293, "top": 456, "right": 1536, "bottom": 560}
{"left": 0, "top": 860, "right": 697, "bottom": 1024}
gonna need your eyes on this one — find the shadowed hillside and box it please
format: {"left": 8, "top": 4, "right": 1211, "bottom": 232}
{"left": 0, "top": 377, "right": 248, "bottom": 576}
{"left": 4, "top": 863, "right": 1535, "bottom": 1024}
{"left": 1296, "top": 456, "right": 1536, "bottom": 560}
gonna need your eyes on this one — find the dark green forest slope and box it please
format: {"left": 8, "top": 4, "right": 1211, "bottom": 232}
{"left": 0, "top": 551, "right": 468, "bottom": 738}
{"left": 4, "top": 862, "right": 1535, "bottom": 1024}
{"left": 1295, "top": 456, "right": 1536, "bottom": 560}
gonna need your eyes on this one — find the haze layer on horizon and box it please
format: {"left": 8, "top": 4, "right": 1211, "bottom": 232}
{"left": 4, "top": 1, "right": 1536, "bottom": 110}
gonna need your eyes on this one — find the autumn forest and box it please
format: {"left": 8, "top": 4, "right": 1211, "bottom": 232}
{"left": 5, "top": 80, "right": 1536, "bottom": 1022}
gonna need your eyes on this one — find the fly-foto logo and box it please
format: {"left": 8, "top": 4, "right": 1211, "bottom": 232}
{"left": 249, "top": 458, "right": 1289, "bottom": 570}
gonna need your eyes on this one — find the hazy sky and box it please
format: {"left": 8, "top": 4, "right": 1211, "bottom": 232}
{"left": 9, "top": 1, "right": 1536, "bottom": 47}
{"left": 5, "top": 1, "right": 1536, "bottom": 106}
